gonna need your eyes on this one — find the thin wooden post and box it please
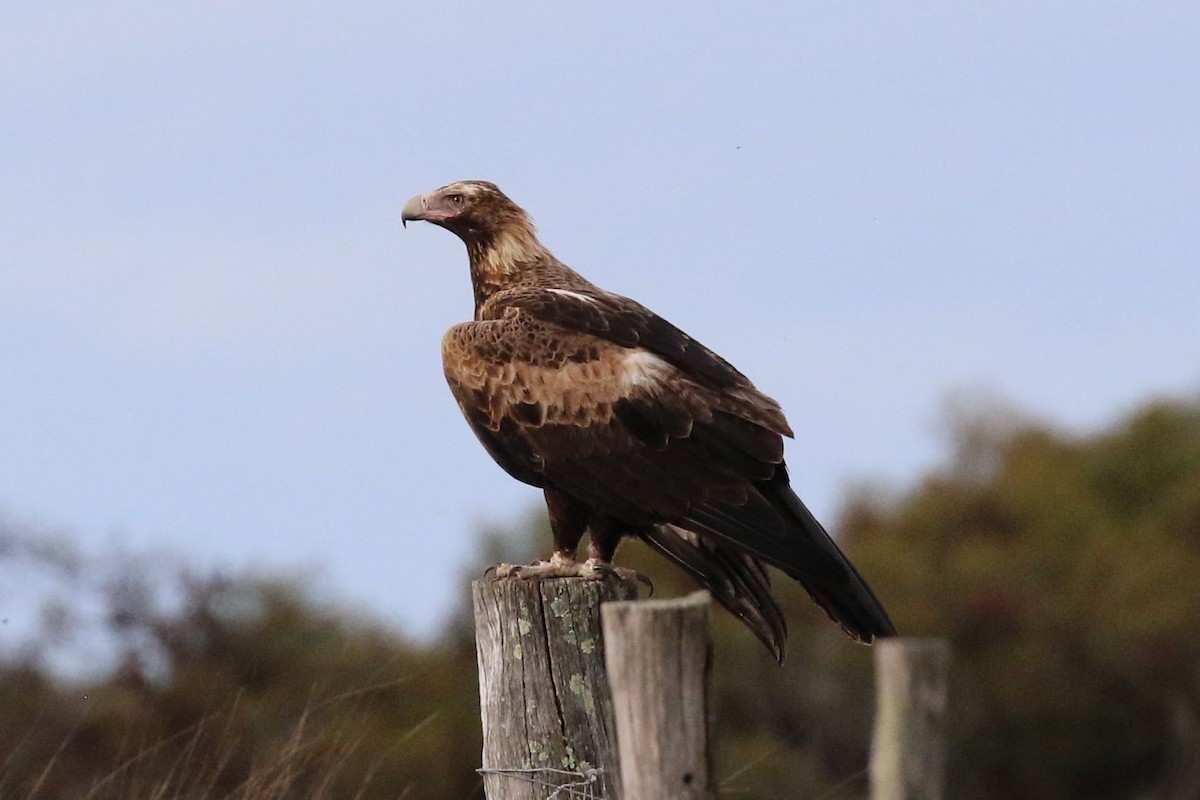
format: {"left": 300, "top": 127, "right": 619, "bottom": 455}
{"left": 870, "top": 637, "right": 951, "bottom": 800}
{"left": 602, "top": 591, "right": 713, "bottom": 800}
{"left": 473, "top": 576, "right": 638, "bottom": 799}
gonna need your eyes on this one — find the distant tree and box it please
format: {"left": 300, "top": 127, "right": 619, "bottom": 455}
{"left": 0, "top": 550, "right": 484, "bottom": 800}
{"left": 847, "top": 395, "right": 1200, "bottom": 800}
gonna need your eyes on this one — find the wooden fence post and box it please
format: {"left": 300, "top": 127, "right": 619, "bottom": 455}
{"left": 602, "top": 591, "right": 713, "bottom": 800}
{"left": 473, "top": 576, "right": 638, "bottom": 799}
{"left": 869, "top": 637, "right": 951, "bottom": 800}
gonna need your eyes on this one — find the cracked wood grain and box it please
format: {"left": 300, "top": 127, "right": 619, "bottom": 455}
{"left": 602, "top": 591, "right": 713, "bottom": 800}
{"left": 473, "top": 577, "right": 637, "bottom": 799}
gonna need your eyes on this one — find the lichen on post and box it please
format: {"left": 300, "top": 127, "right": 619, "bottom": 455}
{"left": 472, "top": 576, "right": 637, "bottom": 799}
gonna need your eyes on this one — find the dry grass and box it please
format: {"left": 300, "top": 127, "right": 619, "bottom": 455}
{"left": 2, "top": 689, "right": 455, "bottom": 800}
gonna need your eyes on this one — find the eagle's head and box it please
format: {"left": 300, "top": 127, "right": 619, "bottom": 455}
{"left": 401, "top": 180, "right": 531, "bottom": 242}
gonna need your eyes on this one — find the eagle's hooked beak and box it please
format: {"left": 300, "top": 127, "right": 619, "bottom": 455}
{"left": 401, "top": 193, "right": 427, "bottom": 228}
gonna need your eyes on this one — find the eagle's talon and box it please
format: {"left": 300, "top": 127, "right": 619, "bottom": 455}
{"left": 579, "top": 560, "right": 652, "bottom": 592}
{"left": 488, "top": 562, "right": 527, "bottom": 579}
{"left": 582, "top": 561, "right": 615, "bottom": 580}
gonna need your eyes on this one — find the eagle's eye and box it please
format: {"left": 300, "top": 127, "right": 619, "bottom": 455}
{"left": 447, "top": 193, "right": 465, "bottom": 207}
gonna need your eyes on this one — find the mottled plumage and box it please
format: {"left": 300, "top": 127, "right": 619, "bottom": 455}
{"left": 403, "top": 180, "right": 894, "bottom": 661}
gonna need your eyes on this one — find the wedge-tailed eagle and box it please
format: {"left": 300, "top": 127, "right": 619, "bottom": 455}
{"left": 402, "top": 180, "right": 894, "bottom": 661}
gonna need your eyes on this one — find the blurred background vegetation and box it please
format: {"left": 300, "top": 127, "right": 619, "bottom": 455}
{"left": 2, "top": 393, "right": 1199, "bottom": 799}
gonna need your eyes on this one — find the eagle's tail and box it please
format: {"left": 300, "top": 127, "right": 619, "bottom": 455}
{"left": 766, "top": 477, "right": 896, "bottom": 644}
{"left": 641, "top": 524, "right": 788, "bottom": 663}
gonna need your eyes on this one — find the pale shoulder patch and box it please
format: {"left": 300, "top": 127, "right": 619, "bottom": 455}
{"left": 544, "top": 288, "right": 599, "bottom": 304}
{"left": 619, "top": 348, "right": 674, "bottom": 389}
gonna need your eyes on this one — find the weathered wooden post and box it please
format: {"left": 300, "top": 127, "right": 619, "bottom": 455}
{"left": 869, "top": 637, "right": 951, "bottom": 800}
{"left": 602, "top": 591, "right": 713, "bottom": 800}
{"left": 473, "top": 576, "right": 638, "bottom": 799}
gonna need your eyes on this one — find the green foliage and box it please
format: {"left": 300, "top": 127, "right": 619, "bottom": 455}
{"left": 847, "top": 396, "right": 1200, "bottom": 799}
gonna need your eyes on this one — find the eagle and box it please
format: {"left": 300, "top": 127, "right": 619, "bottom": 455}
{"left": 402, "top": 180, "right": 894, "bottom": 661}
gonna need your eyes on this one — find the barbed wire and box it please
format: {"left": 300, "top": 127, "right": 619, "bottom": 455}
{"left": 476, "top": 765, "right": 606, "bottom": 799}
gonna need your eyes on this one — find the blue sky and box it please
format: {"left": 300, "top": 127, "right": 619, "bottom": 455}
{"left": 2, "top": 3, "right": 1197, "bottom": 642}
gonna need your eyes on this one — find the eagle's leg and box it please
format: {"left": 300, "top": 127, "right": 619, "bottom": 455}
{"left": 491, "top": 486, "right": 589, "bottom": 579}
{"left": 580, "top": 515, "right": 653, "bottom": 590}
{"left": 585, "top": 513, "right": 622, "bottom": 562}
{"left": 545, "top": 484, "right": 590, "bottom": 562}
{"left": 491, "top": 491, "right": 649, "bottom": 589}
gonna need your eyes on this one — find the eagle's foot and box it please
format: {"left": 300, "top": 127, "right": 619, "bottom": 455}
{"left": 486, "top": 556, "right": 652, "bottom": 591}
{"left": 489, "top": 559, "right": 585, "bottom": 580}
{"left": 580, "top": 559, "right": 654, "bottom": 593}
{"left": 488, "top": 551, "right": 585, "bottom": 579}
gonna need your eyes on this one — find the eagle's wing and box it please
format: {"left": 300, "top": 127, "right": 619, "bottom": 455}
{"left": 492, "top": 287, "right": 794, "bottom": 405}
{"left": 443, "top": 288, "right": 894, "bottom": 644}
{"left": 442, "top": 291, "right": 784, "bottom": 528}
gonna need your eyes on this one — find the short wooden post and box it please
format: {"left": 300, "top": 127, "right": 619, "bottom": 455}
{"left": 602, "top": 591, "right": 713, "bottom": 800}
{"left": 473, "top": 577, "right": 638, "bottom": 799}
{"left": 869, "top": 637, "right": 951, "bottom": 800}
